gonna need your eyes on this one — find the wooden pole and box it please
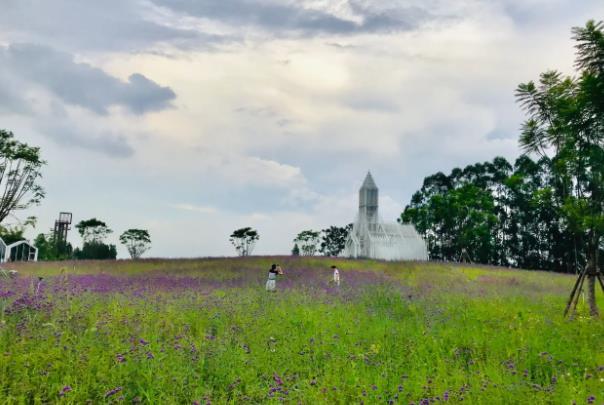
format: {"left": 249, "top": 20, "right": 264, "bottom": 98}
{"left": 570, "top": 270, "right": 587, "bottom": 317}
{"left": 597, "top": 273, "right": 604, "bottom": 294}
{"left": 564, "top": 269, "right": 586, "bottom": 317}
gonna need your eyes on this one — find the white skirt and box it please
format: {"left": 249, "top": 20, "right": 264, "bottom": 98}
{"left": 266, "top": 279, "right": 276, "bottom": 291}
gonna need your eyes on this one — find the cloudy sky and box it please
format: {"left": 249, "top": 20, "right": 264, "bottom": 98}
{"left": 0, "top": 0, "right": 602, "bottom": 257}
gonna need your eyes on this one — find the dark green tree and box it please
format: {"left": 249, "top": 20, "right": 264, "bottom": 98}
{"left": 76, "top": 218, "right": 112, "bottom": 243}
{"left": 34, "top": 233, "right": 73, "bottom": 261}
{"left": 74, "top": 218, "right": 116, "bottom": 260}
{"left": 229, "top": 227, "right": 259, "bottom": 256}
{"left": 516, "top": 20, "right": 604, "bottom": 316}
{"left": 320, "top": 224, "right": 352, "bottom": 257}
{"left": 291, "top": 243, "right": 300, "bottom": 256}
{"left": 293, "top": 230, "right": 321, "bottom": 256}
{"left": 119, "top": 229, "right": 151, "bottom": 259}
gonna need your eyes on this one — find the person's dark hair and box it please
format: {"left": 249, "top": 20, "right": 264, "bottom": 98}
{"left": 271, "top": 264, "right": 277, "bottom": 270}
{"left": 331, "top": 265, "right": 336, "bottom": 269}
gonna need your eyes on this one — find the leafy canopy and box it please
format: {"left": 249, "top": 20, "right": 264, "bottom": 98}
{"left": 229, "top": 227, "right": 259, "bottom": 256}
{"left": 76, "top": 218, "right": 113, "bottom": 244}
{"left": 0, "top": 130, "right": 46, "bottom": 224}
{"left": 119, "top": 229, "right": 151, "bottom": 259}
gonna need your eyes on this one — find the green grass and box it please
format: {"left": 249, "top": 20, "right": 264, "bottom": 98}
{"left": 0, "top": 257, "right": 602, "bottom": 404}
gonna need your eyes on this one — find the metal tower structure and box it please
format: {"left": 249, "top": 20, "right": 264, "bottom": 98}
{"left": 53, "top": 212, "right": 72, "bottom": 253}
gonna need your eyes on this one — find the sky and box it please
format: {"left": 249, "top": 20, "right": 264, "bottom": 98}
{"left": 0, "top": 0, "right": 602, "bottom": 258}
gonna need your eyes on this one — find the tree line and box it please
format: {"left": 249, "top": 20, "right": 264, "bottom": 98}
{"left": 402, "top": 21, "right": 604, "bottom": 281}
{"left": 229, "top": 225, "right": 352, "bottom": 257}
{"left": 34, "top": 219, "right": 151, "bottom": 260}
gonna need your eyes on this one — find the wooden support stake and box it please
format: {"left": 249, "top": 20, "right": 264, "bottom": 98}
{"left": 570, "top": 271, "right": 587, "bottom": 318}
{"left": 564, "top": 269, "right": 586, "bottom": 317}
{"left": 597, "top": 273, "right": 604, "bottom": 294}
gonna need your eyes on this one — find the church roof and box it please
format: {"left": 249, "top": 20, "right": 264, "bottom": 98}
{"left": 361, "top": 172, "right": 377, "bottom": 190}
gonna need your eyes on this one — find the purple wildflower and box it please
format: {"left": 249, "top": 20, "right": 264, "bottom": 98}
{"left": 59, "top": 385, "right": 72, "bottom": 396}
{"left": 273, "top": 373, "right": 284, "bottom": 386}
{"left": 116, "top": 353, "right": 126, "bottom": 363}
{"left": 105, "top": 386, "right": 123, "bottom": 398}
{"left": 587, "top": 396, "right": 595, "bottom": 404}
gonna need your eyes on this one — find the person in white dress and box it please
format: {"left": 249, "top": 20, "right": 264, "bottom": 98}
{"left": 266, "top": 264, "right": 283, "bottom": 292}
{"left": 332, "top": 265, "right": 340, "bottom": 286}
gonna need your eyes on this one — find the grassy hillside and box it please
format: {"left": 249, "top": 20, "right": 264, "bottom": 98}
{"left": 0, "top": 257, "right": 602, "bottom": 404}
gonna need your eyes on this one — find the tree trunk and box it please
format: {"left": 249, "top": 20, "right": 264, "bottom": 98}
{"left": 586, "top": 242, "right": 600, "bottom": 317}
{"left": 587, "top": 272, "right": 598, "bottom": 317}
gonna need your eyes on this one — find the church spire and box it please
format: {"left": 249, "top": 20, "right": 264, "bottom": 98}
{"left": 361, "top": 171, "right": 377, "bottom": 190}
{"left": 359, "top": 171, "right": 378, "bottom": 223}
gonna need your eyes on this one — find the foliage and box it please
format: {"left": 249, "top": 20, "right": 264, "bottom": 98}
{"left": 229, "top": 227, "right": 259, "bottom": 256}
{"left": 119, "top": 229, "right": 151, "bottom": 259}
{"left": 319, "top": 224, "right": 352, "bottom": 257}
{"left": 0, "top": 130, "right": 45, "bottom": 224}
{"left": 0, "top": 216, "right": 38, "bottom": 246}
{"left": 0, "top": 257, "right": 602, "bottom": 403}
{"left": 291, "top": 243, "right": 300, "bottom": 256}
{"left": 75, "top": 218, "right": 112, "bottom": 244}
{"left": 34, "top": 233, "right": 73, "bottom": 261}
{"left": 73, "top": 242, "right": 117, "bottom": 260}
{"left": 293, "top": 230, "right": 321, "bottom": 256}
{"left": 515, "top": 19, "right": 604, "bottom": 315}
{"left": 403, "top": 21, "right": 604, "bottom": 283}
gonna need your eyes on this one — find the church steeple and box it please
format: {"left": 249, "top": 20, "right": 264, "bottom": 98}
{"left": 359, "top": 171, "right": 378, "bottom": 223}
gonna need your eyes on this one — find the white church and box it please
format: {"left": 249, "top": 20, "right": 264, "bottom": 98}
{"left": 343, "top": 172, "right": 428, "bottom": 261}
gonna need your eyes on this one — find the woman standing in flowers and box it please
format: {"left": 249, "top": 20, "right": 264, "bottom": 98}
{"left": 332, "top": 265, "right": 340, "bottom": 286}
{"left": 266, "top": 264, "right": 283, "bottom": 292}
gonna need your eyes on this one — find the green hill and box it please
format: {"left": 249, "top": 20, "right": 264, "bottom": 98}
{"left": 1, "top": 257, "right": 602, "bottom": 403}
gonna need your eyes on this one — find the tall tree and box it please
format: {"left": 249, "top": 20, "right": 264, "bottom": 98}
{"left": 0, "top": 130, "right": 45, "bottom": 224}
{"left": 76, "top": 218, "right": 112, "bottom": 243}
{"left": 229, "top": 227, "right": 259, "bottom": 256}
{"left": 119, "top": 229, "right": 151, "bottom": 259}
{"left": 516, "top": 20, "right": 604, "bottom": 316}
{"left": 294, "top": 230, "right": 321, "bottom": 256}
{"left": 320, "top": 224, "right": 352, "bottom": 257}
{"left": 34, "top": 233, "right": 73, "bottom": 261}
{"left": 74, "top": 218, "right": 116, "bottom": 260}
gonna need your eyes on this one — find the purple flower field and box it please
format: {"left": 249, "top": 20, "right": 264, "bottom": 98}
{"left": 0, "top": 257, "right": 602, "bottom": 404}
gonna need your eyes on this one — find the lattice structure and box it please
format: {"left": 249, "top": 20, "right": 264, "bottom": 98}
{"left": 343, "top": 172, "right": 428, "bottom": 261}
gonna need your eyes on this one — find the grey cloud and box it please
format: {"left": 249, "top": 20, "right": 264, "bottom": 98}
{"left": 1, "top": 43, "right": 176, "bottom": 115}
{"left": 40, "top": 122, "right": 135, "bottom": 158}
{"left": 151, "top": 0, "right": 427, "bottom": 35}
{"left": 344, "top": 95, "right": 399, "bottom": 112}
{"left": 487, "top": 129, "right": 515, "bottom": 140}
{"left": 0, "top": 0, "right": 200, "bottom": 52}
{"left": 0, "top": 75, "right": 31, "bottom": 115}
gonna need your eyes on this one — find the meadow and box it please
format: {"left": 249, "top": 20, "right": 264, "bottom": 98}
{"left": 0, "top": 257, "right": 603, "bottom": 404}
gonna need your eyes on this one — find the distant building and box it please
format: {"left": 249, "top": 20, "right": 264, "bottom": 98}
{"left": 0, "top": 237, "right": 38, "bottom": 262}
{"left": 343, "top": 172, "right": 428, "bottom": 261}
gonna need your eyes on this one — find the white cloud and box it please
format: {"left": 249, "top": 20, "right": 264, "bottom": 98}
{"left": 170, "top": 203, "right": 217, "bottom": 214}
{"left": 3, "top": 0, "right": 603, "bottom": 258}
